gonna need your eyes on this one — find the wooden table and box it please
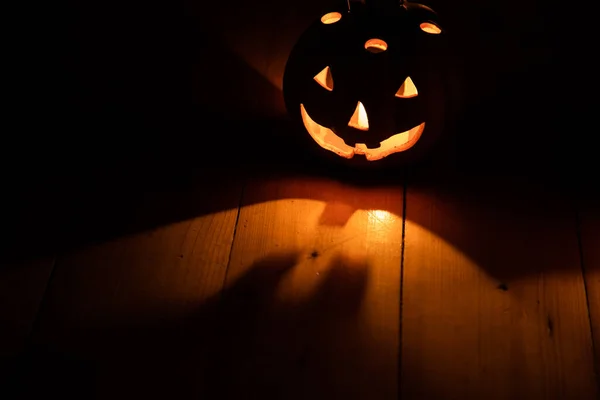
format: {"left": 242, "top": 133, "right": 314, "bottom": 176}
{"left": 2, "top": 149, "right": 598, "bottom": 399}
{"left": 2, "top": 0, "right": 597, "bottom": 398}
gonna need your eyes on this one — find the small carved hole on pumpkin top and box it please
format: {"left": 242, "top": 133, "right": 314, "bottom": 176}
{"left": 321, "top": 12, "right": 342, "bottom": 24}
{"left": 396, "top": 77, "right": 418, "bottom": 98}
{"left": 364, "top": 39, "right": 388, "bottom": 53}
{"left": 313, "top": 66, "right": 334, "bottom": 91}
{"left": 420, "top": 22, "right": 441, "bottom": 34}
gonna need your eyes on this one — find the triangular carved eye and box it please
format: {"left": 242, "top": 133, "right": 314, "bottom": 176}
{"left": 314, "top": 66, "right": 334, "bottom": 91}
{"left": 395, "top": 77, "right": 418, "bottom": 98}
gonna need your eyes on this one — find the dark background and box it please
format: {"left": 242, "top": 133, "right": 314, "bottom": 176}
{"left": 4, "top": 0, "right": 595, "bottom": 308}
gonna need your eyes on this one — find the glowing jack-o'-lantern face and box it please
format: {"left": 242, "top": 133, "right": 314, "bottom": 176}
{"left": 300, "top": 67, "right": 425, "bottom": 161}
{"left": 283, "top": 1, "right": 447, "bottom": 162}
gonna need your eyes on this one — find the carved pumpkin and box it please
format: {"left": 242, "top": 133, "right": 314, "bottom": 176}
{"left": 283, "top": 0, "right": 448, "bottom": 164}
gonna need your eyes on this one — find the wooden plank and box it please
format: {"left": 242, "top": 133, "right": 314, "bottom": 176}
{"left": 579, "top": 189, "right": 600, "bottom": 375}
{"left": 221, "top": 175, "right": 404, "bottom": 399}
{"left": 21, "top": 176, "right": 243, "bottom": 399}
{"left": 0, "top": 258, "right": 55, "bottom": 359}
{"left": 401, "top": 173, "right": 598, "bottom": 399}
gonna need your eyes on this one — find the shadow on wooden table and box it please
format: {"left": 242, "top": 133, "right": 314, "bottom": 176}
{"left": 11, "top": 252, "right": 374, "bottom": 399}
{"left": 3, "top": 51, "right": 586, "bottom": 286}
{"left": 3, "top": 1, "right": 594, "bottom": 398}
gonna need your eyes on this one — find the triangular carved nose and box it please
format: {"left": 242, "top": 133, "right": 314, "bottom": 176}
{"left": 347, "top": 101, "right": 369, "bottom": 131}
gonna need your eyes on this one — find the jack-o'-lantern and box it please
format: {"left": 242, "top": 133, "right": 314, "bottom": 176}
{"left": 283, "top": 0, "right": 449, "bottom": 165}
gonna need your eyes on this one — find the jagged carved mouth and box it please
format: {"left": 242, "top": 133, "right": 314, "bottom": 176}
{"left": 300, "top": 103, "right": 425, "bottom": 161}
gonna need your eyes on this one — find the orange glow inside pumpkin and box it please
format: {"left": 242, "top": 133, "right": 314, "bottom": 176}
{"left": 303, "top": 65, "right": 425, "bottom": 161}
{"left": 300, "top": 104, "right": 425, "bottom": 161}
{"left": 295, "top": 12, "right": 439, "bottom": 161}
{"left": 314, "top": 66, "right": 334, "bottom": 91}
{"left": 420, "top": 22, "right": 441, "bottom": 34}
{"left": 302, "top": 65, "right": 426, "bottom": 161}
{"left": 396, "top": 77, "right": 418, "bottom": 98}
{"left": 364, "top": 39, "right": 388, "bottom": 53}
{"left": 321, "top": 12, "right": 342, "bottom": 24}
{"left": 348, "top": 102, "right": 369, "bottom": 131}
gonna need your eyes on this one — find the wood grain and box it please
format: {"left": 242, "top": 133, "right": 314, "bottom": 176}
{"left": 579, "top": 191, "right": 600, "bottom": 376}
{"left": 221, "top": 175, "right": 404, "bottom": 399}
{"left": 401, "top": 174, "right": 598, "bottom": 399}
{"left": 22, "top": 179, "right": 243, "bottom": 399}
